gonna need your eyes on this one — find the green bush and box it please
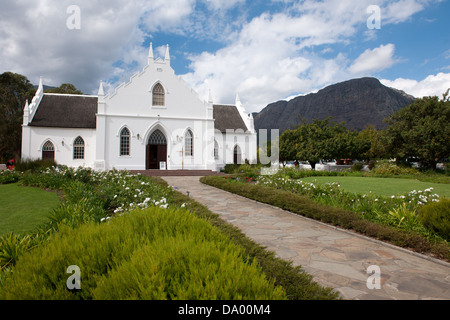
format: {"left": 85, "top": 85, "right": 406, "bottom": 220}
{"left": 223, "top": 163, "right": 239, "bottom": 174}
{"left": 372, "top": 161, "right": 419, "bottom": 176}
{"left": 0, "top": 233, "right": 36, "bottom": 268}
{"left": 351, "top": 162, "right": 364, "bottom": 172}
{"left": 0, "top": 208, "right": 286, "bottom": 300}
{"left": 14, "top": 159, "right": 57, "bottom": 173}
{"left": 418, "top": 199, "right": 450, "bottom": 241}
{"left": 0, "top": 170, "right": 21, "bottom": 184}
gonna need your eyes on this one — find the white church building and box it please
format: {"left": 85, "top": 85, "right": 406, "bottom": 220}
{"left": 21, "top": 44, "right": 257, "bottom": 172}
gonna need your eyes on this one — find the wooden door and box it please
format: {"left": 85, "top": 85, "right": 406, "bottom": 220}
{"left": 42, "top": 151, "right": 55, "bottom": 161}
{"left": 146, "top": 145, "right": 167, "bottom": 169}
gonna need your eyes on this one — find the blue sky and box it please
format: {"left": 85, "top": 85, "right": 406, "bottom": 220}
{"left": 1, "top": 0, "right": 449, "bottom": 113}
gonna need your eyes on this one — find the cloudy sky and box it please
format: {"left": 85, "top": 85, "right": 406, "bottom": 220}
{"left": 1, "top": 0, "right": 449, "bottom": 113}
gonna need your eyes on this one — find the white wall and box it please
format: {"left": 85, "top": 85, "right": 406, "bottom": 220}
{"left": 214, "top": 130, "right": 258, "bottom": 171}
{"left": 97, "top": 55, "right": 217, "bottom": 171}
{"left": 22, "top": 127, "right": 96, "bottom": 168}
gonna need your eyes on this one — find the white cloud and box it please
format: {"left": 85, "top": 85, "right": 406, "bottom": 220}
{"left": 381, "top": 73, "right": 450, "bottom": 98}
{"left": 0, "top": 0, "right": 150, "bottom": 92}
{"left": 205, "top": 0, "right": 245, "bottom": 10}
{"left": 349, "top": 44, "right": 397, "bottom": 74}
{"left": 383, "top": 0, "right": 426, "bottom": 24}
{"left": 140, "top": 0, "right": 196, "bottom": 33}
{"left": 0, "top": 0, "right": 444, "bottom": 110}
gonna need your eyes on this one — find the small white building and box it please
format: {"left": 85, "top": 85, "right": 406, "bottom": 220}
{"left": 21, "top": 44, "right": 257, "bottom": 172}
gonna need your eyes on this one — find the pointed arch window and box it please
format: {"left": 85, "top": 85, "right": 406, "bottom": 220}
{"left": 120, "top": 127, "right": 131, "bottom": 156}
{"left": 43, "top": 141, "right": 55, "bottom": 152}
{"left": 185, "top": 130, "right": 193, "bottom": 157}
{"left": 149, "top": 129, "right": 167, "bottom": 145}
{"left": 73, "top": 136, "right": 85, "bottom": 160}
{"left": 153, "top": 83, "right": 165, "bottom": 106}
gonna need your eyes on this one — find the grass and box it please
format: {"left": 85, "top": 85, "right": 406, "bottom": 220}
{"left": 0, "top": 184, "right": 60, "bottom": 236}
{"left": 300, "top": 176, "right": 450, "bottom": 198}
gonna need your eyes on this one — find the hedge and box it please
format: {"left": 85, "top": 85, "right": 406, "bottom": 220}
{"left": 201, "top": 176, "right": 450, "bottom": 262}
{"left": 0, "top": 207, "right": 286, "bottom": 300}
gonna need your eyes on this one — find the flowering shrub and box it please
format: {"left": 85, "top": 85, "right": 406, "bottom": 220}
{"left": 1, "top": 166, "right": 181, "bottom": 268}
{"left": 0, "top": 170, "right": 22, "bottom": 184}
{"left": 253, "top": 175, "right": 444, "bottom": 237}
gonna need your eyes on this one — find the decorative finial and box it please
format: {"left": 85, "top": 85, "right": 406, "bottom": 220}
{"left": 148, "top": 42, "right": 154, "bottom": 64}
{"left": 165, "top": 44, "right": 170, "bottom": 65}
{"left": 98, "top": 81, "right": 104, "bottom": 96}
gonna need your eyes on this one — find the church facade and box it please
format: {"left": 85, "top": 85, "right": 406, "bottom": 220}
{"left": 21, "top": 44, "right": 257, "bottom": 172}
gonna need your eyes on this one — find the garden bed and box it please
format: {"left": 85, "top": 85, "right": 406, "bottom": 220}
{"left": 201, "top": 174, "right": 450, "bottom": 262}
{"left": 0, "top": 165, "right": 339, "bottom": 300}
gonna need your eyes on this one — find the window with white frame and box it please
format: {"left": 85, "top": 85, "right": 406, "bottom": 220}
{"left": 120, "top": 127, "right": 130, "bottom": 156}
{"left": 185, "top": 130, "right": 193, "bottom": 157}
{"left": 152, "top": 83, "right": 165, "bottom": 106}
{"left": 43, "top": 141, "right": 55, "bottom": 152}
{"left": 73, "top": 136, "right": 85, "bottom": 160}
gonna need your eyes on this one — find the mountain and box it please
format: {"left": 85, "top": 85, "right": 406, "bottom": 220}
{"left": 253, "top": 77, "right": 415, "bottom": 132}
{"left": 33, "top": 84, "right": 56, "bottom": 91}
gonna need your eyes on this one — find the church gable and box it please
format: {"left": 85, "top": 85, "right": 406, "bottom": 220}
{"left": 103, "top": 44, "right": 210, "bottom": 120}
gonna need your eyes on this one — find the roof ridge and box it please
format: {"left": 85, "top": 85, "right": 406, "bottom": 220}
{"left": 44, "top": 93, "right": 98, "bottom": 98}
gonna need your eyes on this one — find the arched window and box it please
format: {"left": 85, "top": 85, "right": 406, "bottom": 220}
{"left": 73, "top": 136, "right": 85, "bottom": 160}
{"left": 43, "top": 141, "right": 54, "bottom": 152}
{"left": 120, "top": 127, "right": 130, "bottom": 156}
{"left": 153, "top": 83, "right": 165, "bottom": 106}
{"left": 185, "top": 130, "right": 193, "bottom": 157}
{"left": 148, "top": 129, "right": 167, "bottom": 145}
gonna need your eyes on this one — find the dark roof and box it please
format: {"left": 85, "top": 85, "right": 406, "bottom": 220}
{"left": 29, "top": 94, "right": 98, "bottom": 129}
{"left": 29, "top": 95, "right": 247, "bottom": 133}
{"left": 213, "top": 105, "right": 248, "bottom": 133}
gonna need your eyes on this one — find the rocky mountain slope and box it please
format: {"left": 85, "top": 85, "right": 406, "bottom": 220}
{"left": 254, "top": 77, "right": 415, "bottom": 132}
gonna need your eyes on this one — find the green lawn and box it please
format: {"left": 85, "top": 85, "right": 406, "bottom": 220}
{"left": 0, "top": 184, "right": 60, "bottom": 236}
{"left": 301, "top": 176, "right": 450, "bottom": 198}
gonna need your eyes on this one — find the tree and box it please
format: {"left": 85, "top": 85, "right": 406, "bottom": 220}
{"left": 384, "top": 91, "right": 450, "bottom": 170}
{"left": 0, "top": 72, "right": 36, "bottom": 161}
{"left": 279, "top": 129, "right": 298, "bottom": 166}
{"left": 355, "top": 126, "right": 386, "bottom": 161}
{"left": 45, "top": 83, "right": 83, "bottom": 95}
{"left": 280, "top": 116, "right": 356, "bottom": 169}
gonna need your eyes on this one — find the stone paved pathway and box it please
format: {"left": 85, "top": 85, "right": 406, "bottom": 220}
{"left": 162, "top": 176, "right": 450, "bottom": 300}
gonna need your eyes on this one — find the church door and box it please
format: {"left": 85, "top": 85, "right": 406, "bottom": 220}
{"left": 146, "top": 130, "right": 167, "bottom": 170}
{"left": 234, "top": 145, "right": 242, "bottom": 165}
{"left": 42, "top": 141, "right": 55, "bottom": 162}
